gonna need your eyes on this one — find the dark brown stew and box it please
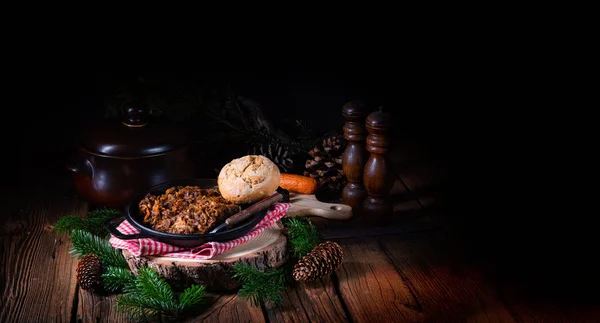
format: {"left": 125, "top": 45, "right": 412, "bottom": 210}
{"left": 138, "top": 186, "right": 241, "bottom": 235}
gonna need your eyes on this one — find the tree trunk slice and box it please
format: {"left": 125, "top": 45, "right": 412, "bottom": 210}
{"left": 122, "top": 223, "right": 289, "bottom": 292}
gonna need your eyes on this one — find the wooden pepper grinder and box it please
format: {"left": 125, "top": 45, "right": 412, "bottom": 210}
{"left": 362, "top": 106, "right": 394, "bottom": 225}
{"left": 341, "top": 100, "right": 369, "bottom": 213}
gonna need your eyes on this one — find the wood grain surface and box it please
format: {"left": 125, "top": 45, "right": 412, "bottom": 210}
{"left": 380, "top": 232, "right": 515, "bottom": 323}
{"left": 3, "top": 141, "right": 598, "bottom": 322}
{"left": 76, "top": 293, "right": 127, "bottom": 323}
{"left": 0, "top": 188, "right": 84, "bottom": 323}
{"left": 335, "top": 237, "right": 424, "bottom": 323}
{"left": 190, "top": 293, "right": 265, "bottom": 323}
{"left": 264, "top": 276, "right": 348, "bottom": 323}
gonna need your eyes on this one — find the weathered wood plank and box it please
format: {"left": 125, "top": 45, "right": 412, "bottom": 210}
{"left": 264, "top": 275, "right": 349, "bottom": 323}
{"left": 380, "top": 232, "right": 516, "bottom": 323}
{"left": 335, "top": 237, "right": 424, "bottom": 323}
{"left": 76, "top": 292, "right": 128, "bottom": 323}
{"left": 77, "top": 290, "right": 266, "bottom": 323}
{"left": 188, "top": 293, "right": 265, "bottom": 323}
{"left": 0, "top": 190, "right": 85, "bottom": 323}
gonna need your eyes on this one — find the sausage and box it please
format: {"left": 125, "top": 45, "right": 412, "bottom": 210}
{"left": 279, "top": 173, "right": 318, "bottom": 195}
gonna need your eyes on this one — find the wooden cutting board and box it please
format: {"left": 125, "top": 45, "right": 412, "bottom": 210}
{"left": 286, "top": 192, "right": 353, "bottom": 220}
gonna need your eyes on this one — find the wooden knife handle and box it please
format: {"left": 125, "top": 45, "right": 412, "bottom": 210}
{"left": 225, "top": 192, "right": 283, "bottom": 226}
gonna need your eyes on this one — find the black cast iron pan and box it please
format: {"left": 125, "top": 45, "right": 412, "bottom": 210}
{"left": 104, "top": 178, "right": 270, "bottom": 248}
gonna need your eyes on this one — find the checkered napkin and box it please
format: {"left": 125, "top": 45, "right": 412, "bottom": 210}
{"left": 109, "top": 202, "right": 290, "bottom": 260}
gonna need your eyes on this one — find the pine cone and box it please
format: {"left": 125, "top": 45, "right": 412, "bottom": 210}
{"left": 304, "top": 134, "right": 347, "bottom": 192}
{"left": 76, "top": 254, "right": 103, "bottom": 292}
{"left": 292, "top": 241, "right": 344, "bottom": 282}
{"left": 252, "top": 142, "right": 294, "bottom": 172}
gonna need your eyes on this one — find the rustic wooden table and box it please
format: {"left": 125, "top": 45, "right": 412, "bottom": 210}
{"left": 2, "top": 139, "right": 599, "bottom": 323}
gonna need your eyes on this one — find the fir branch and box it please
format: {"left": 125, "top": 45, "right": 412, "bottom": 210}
{"left": 116, "top": 267, "right": 207, "bottom": 321}
{"left": 130, "top": 267, "right": 178, "bottom": 314}
{"left": 53, "top": 215, "right": 85, "bottom": 234}
{"left": 84, "top": 217, "right": 113, "bottom": 237}
{"left": 232, "top": 264, "right": 287, "bottom": 307}
{"left": 69, "top": 229, "right": 129, "bottom": 269}
{"left": 53, "top": 208, "right": 120, "bottom": 237}
{"left": 232, "top": 218, "right": 322, "bottom": 306}
{"left": 102, "top": 266, "right": 135, "bottom": 293}
{"left": 85, "top": 208, "right": 121, "bottom": 237}
{"left": 177, "top": 285, "right": 207, "bottom": 315}
{"left": 116, "top": 293, "right": 159, "bottom": 321}
{"left": 88, "top": 208, "right": 121, "bottom": 219}
{"left": 283, "top": 217, "right": 321, "bottom": 259}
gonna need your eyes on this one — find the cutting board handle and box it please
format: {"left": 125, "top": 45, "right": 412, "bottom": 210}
{"left": 286, "top": 193, "right": 353, "bottom": 221}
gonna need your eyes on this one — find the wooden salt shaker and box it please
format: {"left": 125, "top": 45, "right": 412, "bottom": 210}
{"left": 341, "top": 100, "right": 369, "bottom": 213}
{"left": 362, "top": 106, "right": 394, "bottom": 225}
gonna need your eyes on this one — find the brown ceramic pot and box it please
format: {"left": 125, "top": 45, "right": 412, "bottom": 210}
{"left": 66, "top": 104, "right": 196, "bottom": 208}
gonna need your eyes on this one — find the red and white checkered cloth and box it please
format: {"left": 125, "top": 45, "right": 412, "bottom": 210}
{"left": 109, "top": 202, "right": 290, "bottom": 260}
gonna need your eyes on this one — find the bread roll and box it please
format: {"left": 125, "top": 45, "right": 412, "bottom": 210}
{"left": 217, "top": 155, "right": 281, "bottom": 204}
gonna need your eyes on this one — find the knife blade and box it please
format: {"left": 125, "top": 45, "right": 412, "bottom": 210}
{"left": 209, "top": 191, "right": 284, "bottom": 234}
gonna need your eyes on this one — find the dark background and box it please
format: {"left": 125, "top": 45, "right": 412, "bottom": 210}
{"left": 14, "top": 71, "right": 454, "bottom": 179}
{"left": 9, "top": 71, "right": 598, "bottom": 301}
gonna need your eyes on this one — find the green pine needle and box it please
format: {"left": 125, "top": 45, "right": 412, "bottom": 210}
{"left": 102, "top": 266, "right": 135, "bottom": 293}
{"left": 88, "top": 208, "right": 121, "bottom": 219}
{"left": 53, "top": 215, "right": 85, "bottom": 234}
{"left": 116, "top": 267, "right": 207, "bottom": 321}
{"left": 231, "top": 218, "right": 321, "bottom": 307}
{"left": 85, "top": 208, "right": 121, "bottom": 237}
{"left": 53, "top": 207, "right": 120, "bottom": 237}
{"left": 116, "top": 293, "right": 160, "bottom": 321}
{"left": 69, "top": 229, "right": 129, "bottom": 269}
{"left": 130, "top": 267, "right": 178, "bottom": 313}
{"left": 232, "top": 264, "right": 287, "bottom": 307}
{"left": 177, "top": 285, "right": 207, "bottom": 314}
{"left": 283, "top": 217, "right": 321, "bottom": 259}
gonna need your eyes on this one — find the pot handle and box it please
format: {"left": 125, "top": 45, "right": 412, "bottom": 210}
{"left": 104, "top": 216, "right": 150, "bottom": 240}
{"left": 66, "top": 155, "right": 94, "bottom": 179}
{"left": 122, "top": 101, "right": 148, "bottom": 127}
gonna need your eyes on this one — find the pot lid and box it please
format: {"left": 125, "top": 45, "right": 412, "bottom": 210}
{"left": 80, "top": 103, "right": 190, "bottom": 157}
